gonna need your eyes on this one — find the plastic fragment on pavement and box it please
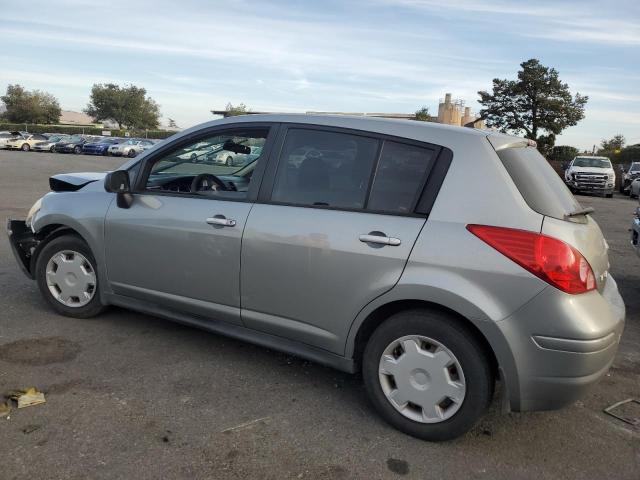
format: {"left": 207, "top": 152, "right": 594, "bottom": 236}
{"left": 9, "top": 387, "right": 46, "bottom": 409}
{"left": 0, "top": 401, "right": 10, "bottom": 417}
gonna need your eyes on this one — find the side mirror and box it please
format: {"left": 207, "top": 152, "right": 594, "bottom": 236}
{"left": 104, "top": 170, "right": 133, "bottom": 208}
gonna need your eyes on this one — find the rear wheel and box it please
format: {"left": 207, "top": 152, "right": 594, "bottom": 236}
{"left": 127, "top": 149, "right": 136, "bottom": 158}
{"left": 73, "top": 145, "right": 82, "bottom": 154}
{"left": 21, "top": 143, "right": 30, "bottom": 151}
{"left": 362, "top": 309, "right": 493, "bottom": 441}
{"left": 49, "top": 145, "right": 55, "bottom": 152}
{"left": 225, "top": 156, "right": 233, "bottom": 166}
{"left": 35, "top": 235, "right": 105, "bottom": 318}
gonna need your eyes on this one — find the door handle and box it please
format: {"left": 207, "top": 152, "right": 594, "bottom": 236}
{"left": 206, "top": 215, "right": 236, "bottom": 227}
{"left": 359, "top": 233, "right": 401, "bottom": 246}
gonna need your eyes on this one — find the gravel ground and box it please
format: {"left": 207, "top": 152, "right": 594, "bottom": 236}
{"left": 0, "top": 150, "right": 638, "bottom": 480}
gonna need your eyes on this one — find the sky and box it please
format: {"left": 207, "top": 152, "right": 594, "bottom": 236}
{"left": 1, "top": 0, "right": 638, "bottom": 149}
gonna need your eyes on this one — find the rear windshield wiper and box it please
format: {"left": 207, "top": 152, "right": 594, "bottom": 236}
{"left": 565, "top": 206, "right": 594, "bottom": 218}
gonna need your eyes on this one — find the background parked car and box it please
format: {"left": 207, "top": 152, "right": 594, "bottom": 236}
{"left": 5, "top": 133, "right": 49, "bottom": 151}
{"left": 82, "top": 137, "right": 123, "bottom": 155}
{"left": 0, "top": 131, "right": 24, "bottom": 149}
{"left": 564, "top": 155, "right": 615, "bottom": 197}
{"left": 53, "top": 135, "right": 89, "bottom": 154}
{"left": 621, "top": 162, "right": 640, "bottom": 195}
{"left": 32, "top": 134, "right": 71, "bottom": 152}
{"left": 210, "top": 144, "right": 263, "bottom": 166}
{"left": 108, "top": 139, "right": 155, "bottom": 157}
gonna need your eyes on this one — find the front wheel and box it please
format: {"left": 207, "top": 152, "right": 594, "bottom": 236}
{"left": 362, "top": 309, "right": 493, "bottom": 441}
{"left": 127, "top": 149, "right": 136, "bottom": 158}
{"left": 35, "top": 235, "right": 105, "bottom": 318}
{"left": 21, "top": 143, "right": 30, "bottom": 151}
{"left": 73, "top": 145, "right": 82, "bottom": 154}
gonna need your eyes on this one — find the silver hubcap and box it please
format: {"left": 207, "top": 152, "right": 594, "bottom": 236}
{"left": 379, "top": 335, "right": 466, "bottom": 423}
{"left": 45, "top": 250, "right": 96, "bottom": 307}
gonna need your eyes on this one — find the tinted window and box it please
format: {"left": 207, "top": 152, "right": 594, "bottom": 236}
{"left": 499, "top": 146, "right": 580, "bottom": 220}
{"left": 271, "top": 129, "right": 378, "bottom": 209}
{"left": 367, "top": 141, "right": 435, "bottom": 213}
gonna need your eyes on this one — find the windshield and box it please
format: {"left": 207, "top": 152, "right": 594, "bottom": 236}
{"left": 573, "top": 157, "right": 612, "bottom": 168}
{"left": 65, "top": 136, "right": 83, "bottom": 143}
{"left": 47, "top": 135, "right": 64, "bottom": 142}
{"left": 99, "top": 138, "right": 119, "bottom": 144}
{"left": 630, "top": 163, "right": 640, "bottom": 172}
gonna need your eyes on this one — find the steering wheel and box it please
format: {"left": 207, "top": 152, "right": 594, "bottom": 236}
{"left": 190, "top": 173, "right": 228, "bottom": 193}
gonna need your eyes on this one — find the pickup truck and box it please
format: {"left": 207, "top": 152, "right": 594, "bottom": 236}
{"left": 564, "top": 156, "right": 615, "bottom": 197}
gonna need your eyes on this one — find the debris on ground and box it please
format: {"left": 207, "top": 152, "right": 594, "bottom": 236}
{"left": 603, "top": 398, "right": 640, "bottom": 426}
{"left": 0, "top": 401, "right": 11, "bottom": 417}
{"left": 221, "top": 416, "right": 271, "bottom": 433}
{"left": 9, "top": 387, "right": 46, "bottom": 409}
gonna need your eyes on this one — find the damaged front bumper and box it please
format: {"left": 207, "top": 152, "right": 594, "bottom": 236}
{"left": 7, "top": 220, "right": 37, "bottom": 279}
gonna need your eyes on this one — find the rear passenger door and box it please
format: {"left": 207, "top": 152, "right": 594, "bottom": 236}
{"left": 240, "top": 126, "right": 448, "bottom": 354}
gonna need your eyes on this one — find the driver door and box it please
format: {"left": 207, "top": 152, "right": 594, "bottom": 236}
{"left": 104, "top": 124, "right": 276, "bottom": 325}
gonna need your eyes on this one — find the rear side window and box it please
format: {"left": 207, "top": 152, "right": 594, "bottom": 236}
{"left": 367, "top": 141, "right": 436, "bottom": 213}
{"left": 498, "top": 146, "right": 580, "bottom": 220}
{"left": 271, "top": 129, "right": 379, "bottom": 209}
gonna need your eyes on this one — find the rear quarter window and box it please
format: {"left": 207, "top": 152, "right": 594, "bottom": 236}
{"left": 498, "top": 146, "right": 580, "bottom": 220}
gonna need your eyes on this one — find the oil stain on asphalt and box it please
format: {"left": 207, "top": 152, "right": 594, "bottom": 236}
{"left": 0, "top": 336, "right": 81, "bottom": 365}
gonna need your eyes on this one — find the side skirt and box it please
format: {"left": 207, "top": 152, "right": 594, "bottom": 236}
{"left": 103, "top": 292, "right": 357, "bottom": 374}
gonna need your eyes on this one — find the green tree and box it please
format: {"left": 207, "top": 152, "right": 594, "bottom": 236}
{"left": 1, "top": 84, "right": 61, "bottom": 124}
{"left": 549, "top": 145, "right": 579, "bottom": 164}
{"left": 84, "top": 83, "right": 160, "bottom": 130}
{"left": 600, "top": 134, "right": 625, "bottom": 152}
{"left": 224, "top": 102, "right": 249, "bottom": 117}
{"left": 167, "top": 118, "right": 179, "bottom": 129}
{"left": 477, "top": 59, "right": 588, "bottom": 144}
{"left": 414, "top": 106, "right": 433, "bottom": 122}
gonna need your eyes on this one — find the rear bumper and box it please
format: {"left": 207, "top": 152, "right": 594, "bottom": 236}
{"left": 496, "top": 276, "right": 625, "bottom": 412}
{"left": 7, "top": 219, "right": 37, "bottom": 279}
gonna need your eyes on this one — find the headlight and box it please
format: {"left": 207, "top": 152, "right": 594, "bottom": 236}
{"left": 25, "top": 197, "right": 43, "bottom": 231}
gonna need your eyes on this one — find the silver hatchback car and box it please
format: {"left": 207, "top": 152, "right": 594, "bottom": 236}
{"left": 8, "top": 115, "right": 625, "bottom": 441}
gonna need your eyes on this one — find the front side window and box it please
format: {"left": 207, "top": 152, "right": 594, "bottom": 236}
{"left": 144, "top": 128, "right": 269, "bottom": 198}
{"left": 271, "top": 128, "right": 379, "bottom": 209}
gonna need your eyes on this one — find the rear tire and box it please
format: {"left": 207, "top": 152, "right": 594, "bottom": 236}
{"left": 35, "top": 235, "right": 105, "bottom": 318}
{"left": 362, "top": 309, "right": 493, "bottom": 441}
{"left": 21, "top": 143, "right": 30, "bottom": 151}
{"left": 73, "top": 145, "right": 82, "bottom": 154}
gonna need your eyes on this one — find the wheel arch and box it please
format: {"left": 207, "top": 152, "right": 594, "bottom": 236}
{"left": 31, "top": 223, "right": 89, "bottom": 273}
{"left": 350, "top": 299, "right": 499, "bottom": 377}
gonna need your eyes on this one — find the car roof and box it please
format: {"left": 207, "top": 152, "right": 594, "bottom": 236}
{"left": 176, "top": 113, "right": 523, "bottom": 149}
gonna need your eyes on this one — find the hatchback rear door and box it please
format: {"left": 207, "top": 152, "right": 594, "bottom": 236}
{"left": 494, "top": 142, "right": 610, "bottom": 291}
{"left": 240, "top": 125, "right": 451, "bottom": 354}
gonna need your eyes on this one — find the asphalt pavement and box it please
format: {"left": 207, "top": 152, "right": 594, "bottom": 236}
{"left": 0, "top": 150, "right": 638, "bottom": 479}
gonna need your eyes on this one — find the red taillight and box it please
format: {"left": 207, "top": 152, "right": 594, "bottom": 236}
{"left": 467, "top": 224, "right": 596, "bottom": 294}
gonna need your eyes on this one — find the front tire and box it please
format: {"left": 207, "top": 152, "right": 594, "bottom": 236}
{"left": 21, "top": 143, "right": 30, "bottom": 151}
{"left": 127, "top": 149, "right": 136, "bottom": 158}
{"left": 362, "top": 309, "right": 493, "bottom": 441}
{"left": 73, "top": 145, "right": 82, "bottom": 154}
{"left": 35, "top": 235, "right": 105, "bottom": 318}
